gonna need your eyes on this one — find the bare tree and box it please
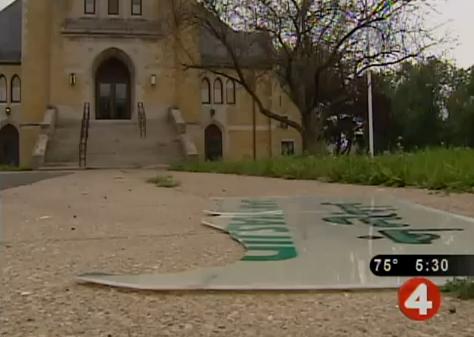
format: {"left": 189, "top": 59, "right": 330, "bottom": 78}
{"left": 170, "top": 0, "right": 441, "bottom": 152}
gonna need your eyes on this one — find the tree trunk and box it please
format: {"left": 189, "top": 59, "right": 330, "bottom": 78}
{"left": 302, "top": 111, "right": 323, "bottom": 154}
{"left": 302, "top": 127, "right": 322, "bottom": 154}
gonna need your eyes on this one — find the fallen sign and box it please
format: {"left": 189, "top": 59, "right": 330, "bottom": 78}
{"left": 77, "top": 196, "right": 474, "bottom": 290}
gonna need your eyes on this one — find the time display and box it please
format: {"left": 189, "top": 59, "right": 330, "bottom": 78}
{"left": 370, "top": 255, "right": 474, "bottom": 277}
{"left": 415, "top": 258, "right": 448, "bottom": 273}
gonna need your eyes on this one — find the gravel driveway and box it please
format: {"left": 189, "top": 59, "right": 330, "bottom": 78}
{"left": 1, "top": 170, "right": 473, "bottom": 337}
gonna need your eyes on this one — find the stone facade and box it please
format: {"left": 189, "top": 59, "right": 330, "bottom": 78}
{"left": 0, "top": 0, "right": 302, "bottom": 168}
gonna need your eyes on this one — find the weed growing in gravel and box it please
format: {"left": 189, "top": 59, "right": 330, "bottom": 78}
{"left": 147, "top": 175, "right": 180, "bottom": 188}
{"left": 0, "top": 165, "right": 31, "bottom": 171}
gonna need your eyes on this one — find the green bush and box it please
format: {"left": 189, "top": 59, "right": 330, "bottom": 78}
{"left": 171, "top": 148, "right": 474, "bottom": 193}
{"left": 442, "top": 278, "right": 474, "bottom": 300}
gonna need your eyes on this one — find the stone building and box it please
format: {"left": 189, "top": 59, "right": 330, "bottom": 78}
{"left": 0, "top": 0, "right": 301, "bottom": 168}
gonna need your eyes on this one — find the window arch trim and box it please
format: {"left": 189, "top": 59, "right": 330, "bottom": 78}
{"left": 225, "top": 79, "right": 236, "bottom": 104}
{"left": 213, "top": 78, "right": 224, "bottom": 105}
{"left": 201, "top": 77, "right": 211, "bottom": 104}
{"left": 0, "top": 75, "right": 6, "bottom": 103}
{"left": 11, "top": 75, "right": 21, "bottom": 103}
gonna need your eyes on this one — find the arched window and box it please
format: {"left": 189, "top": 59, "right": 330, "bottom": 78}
{"left": 108, "top": 0, "right": 119, "bottom": 15}
{"left": 214, "top": 78, "right": 223, "bottom": 104}
{"left": 201, "top": 77, "right": 211, "bottom": 104}
{"left": 84, "top": 0, "right": 95, "bottom": 14}
{"left": 11, "top": 75, "right": 20, "bottom": 103}
{"left": 0, "top": 75, "right": 6, "bottom": 103}
{"left": 131, "top": 0, "right": 142, "bottom": 15}
{"left": 225, "top": 79, "right": 236, "bottom": 104}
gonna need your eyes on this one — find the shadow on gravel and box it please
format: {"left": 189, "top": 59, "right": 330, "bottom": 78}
{"left": 0, "top": 172, "right": 71, "bottom": 191}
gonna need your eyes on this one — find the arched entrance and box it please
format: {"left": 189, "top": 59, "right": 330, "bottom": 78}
{"left": 0, "top": 124, "right": 19, "bottom": 167}
{"left": 205, "top": 124, "right": 223, "bottom": 161}
{"left": 95, "top": 57, "right": 131, "bottom": 120}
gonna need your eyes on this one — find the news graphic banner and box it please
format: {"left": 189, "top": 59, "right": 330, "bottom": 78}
{"left": 77, "top": 196, "right": 474, "bottom": 290}
{"left": 371, "top": 254, "right": 474, "bottom": 277}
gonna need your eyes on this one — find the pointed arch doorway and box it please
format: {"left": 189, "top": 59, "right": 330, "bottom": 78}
{"left": 95, "top": 57, "right": 131, "bottom": 120}
{"left": 0, "top": 124, "right": 19, "bottom": 167}
{"left": 205, "top": 124, "right": 223, "bottom": 161}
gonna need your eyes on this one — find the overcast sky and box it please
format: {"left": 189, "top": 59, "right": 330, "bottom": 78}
{"left": 0, "top": 0, "right": 472, "bottom": 68}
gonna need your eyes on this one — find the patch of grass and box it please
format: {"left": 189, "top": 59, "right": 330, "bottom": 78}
{"left": 442, "top": 278, "right": 474, "bottom": 300}
{"left": 147, "top": 175, "right": 180, "bottom": 188}
{"left": 0, "top": 165, "right": 31, "bottom": 172}
{"left": 171, "top": 148, "right": 474, "bottom": 193}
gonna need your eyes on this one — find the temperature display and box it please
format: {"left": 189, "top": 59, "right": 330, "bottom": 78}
{"left": 371, "top": 256, "right": 399, "bottom": 273}
{"left": 370, "top": 255, "right": 474, "bottom": 277}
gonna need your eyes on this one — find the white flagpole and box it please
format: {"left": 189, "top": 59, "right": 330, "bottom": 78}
{"left": 368, "top": 67, "right": 374, "bottom": 157}
{"left": 366, "top": 1, "right": 375, "bottom": 157}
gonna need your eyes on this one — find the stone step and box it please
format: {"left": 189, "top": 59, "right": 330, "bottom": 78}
{"left": 38, "top": 162, "right": 81, "bottom": 171}
{"left": 44, "top": 117, "right": 184, "bottom": 168}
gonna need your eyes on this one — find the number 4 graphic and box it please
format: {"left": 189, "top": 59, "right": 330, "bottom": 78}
{"left": 399, "top": 278, "right": 442, "bottom": 321}
{"left": 404, "top": 283, "right": 433, "bottom": 315}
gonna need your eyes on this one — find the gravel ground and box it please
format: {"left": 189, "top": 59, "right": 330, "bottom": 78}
{"left": 1, "top": 169, "right": 474, "bottom": 337}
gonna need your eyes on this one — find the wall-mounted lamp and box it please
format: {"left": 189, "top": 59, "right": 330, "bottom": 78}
{"left": 150, "top": 74, "right": 157, "bottom": 87}
{"left": 5, "top": 106, "right": 11, "bottom": 117}
{"left": 210, "top": 108, "right": 216, "bottom": 118}
{"left": 69, "top": 73, "right": 77, "bottom": 86}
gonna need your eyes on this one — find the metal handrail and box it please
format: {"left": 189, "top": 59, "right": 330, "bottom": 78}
{"left": 79, "top": 102, "right": 91, "bottom": 168}
{"left": 137, "top": 102, "right": 147, "bottom": 138}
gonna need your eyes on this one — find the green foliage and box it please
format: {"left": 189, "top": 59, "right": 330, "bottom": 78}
{"left": 172, "top": 149, "right": 474, "bottom": 193}
{"left": 385, "top": 59, "right": 452, "bottom": 149}
{"left": 381, "top": 60, "right": 474, "bottom": 151}
{"left": 446, "top": 68, "right": 474, "bottom": 147}
{"left": 147, "top": 175, "right": 180, "bottom": 188}
{"left": 442, "top": 278, "right": 474, "bottom": 300}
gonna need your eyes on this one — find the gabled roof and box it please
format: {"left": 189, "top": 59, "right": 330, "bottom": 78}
{"left": 195, "top": 3, "right": 272, "bottom": 69}
{"left": 199, "top": 28, "right": 272, "bottom": 69}
{"left": 0, "top": 0, "right": 22, "bottom": 64}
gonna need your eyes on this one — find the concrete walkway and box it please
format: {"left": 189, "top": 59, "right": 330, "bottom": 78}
{"left": 0, "top": 171, "right": 70, "bottom": 191}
